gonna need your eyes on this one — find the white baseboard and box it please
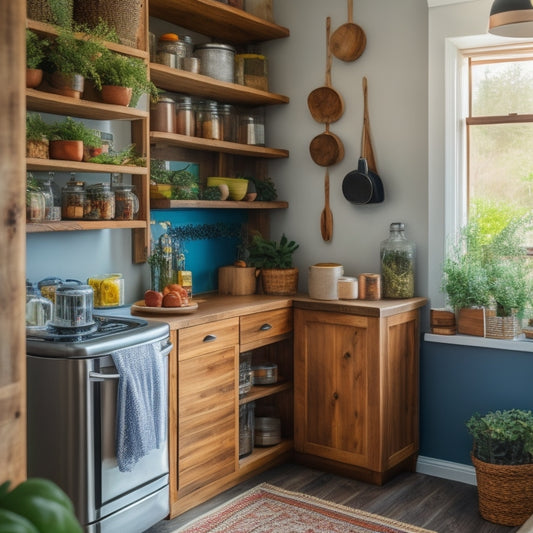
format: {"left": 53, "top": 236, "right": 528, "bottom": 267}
{"left": 416, "top": 455, "right": 477, "bottom": 486}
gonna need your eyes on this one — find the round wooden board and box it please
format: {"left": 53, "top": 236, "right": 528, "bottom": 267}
{"left": 131, "top": 300, "right": 199, "bottom": 315}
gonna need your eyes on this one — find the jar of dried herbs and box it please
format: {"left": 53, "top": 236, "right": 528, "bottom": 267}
{"left": 85, "top": 183, "right": 115, "bottom": 220}
{"left": 380, "top": 222, "right": 416, "bottom": 299}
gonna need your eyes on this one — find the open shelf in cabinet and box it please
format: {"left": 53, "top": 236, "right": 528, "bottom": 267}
{"left": 27, "top": 158, "right": 148, "bottom": 175}
{"left": 149, "top": 0, "right": 289, "bottom": 44}
{"left": 239, "top": 380, "right": 292, "bottom": 406}
{"left": 150, "top": 131, "right": 288, "bottom": 158}
{"left": 150, "top": 199, "right": 288, "bottom": 209}
{"left": 150, "top": 63, "right": 289, "bottom": 106}
{"left": 26, "top": 219, "right": 147, "bottom": 233}
{"left": 239, "top": 439, "right": 293, "bottom": 473}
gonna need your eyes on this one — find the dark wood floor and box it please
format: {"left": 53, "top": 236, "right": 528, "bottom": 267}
{"left": 145, "top": 462, "right": 521, "bottom": 533}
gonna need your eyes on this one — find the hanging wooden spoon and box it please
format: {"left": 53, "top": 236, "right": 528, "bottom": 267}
{"left": 330, "top": 0, "right": 366, "bottom": 62}
{"left": 320, "top": 169, "right": 333, "bottom": 241}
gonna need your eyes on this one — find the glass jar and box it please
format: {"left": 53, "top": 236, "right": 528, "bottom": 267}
{"left": 380, "top": 222, "right": 416, "bottom": 299}
{"left": 114, "top": 184, "right": 139, "bottom": 220}
{"left": 176, "top": 96, "right": 196, "bottom": 136}
{"left": 61, "top": 177, "right": 86, "bottom": 220}
{"left": 87, "top": 273, "right": 124, "bottom": 308}
{"left": 26, "top": 187, "right": 45, "bottom": 223}
{"left": 85, "top": 183, "right": 115, "bottom": 220}
{"left": 196, "top": 100, "right": 221, "bottom": 140}
{"left": 156, "top": 33, "right": 186, "bottom": 68}
{"left": 181, "top": 35, "right": 193, "bottom": 58}
{"left": 150, "top": 95, "right": 176, "bottom": 133}
{"left": 235, "top": 53, "right": 268, "bottom": 91}
{"left": 252, "top": 107, "right": 265, "bottom": 146}
{"left": 238, "top": 114, "right": 256, "bottom": 144}
{"left": 219, "top": 103, "right": 237, "bottom": 142}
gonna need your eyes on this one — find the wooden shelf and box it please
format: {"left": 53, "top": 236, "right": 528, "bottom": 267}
{"left": 26, "top": 157, "right": 148, "bottom": 175}
{"left": 149, "top": 0, "right": 289, "bottom": 44}
{"left": 26, "top": 89, "right": 149, "bottom": 121}
{"left": 26, "top": 220, "right": 147, "bottom": 233}
{"left": 150, "top": 199, "right": 288, "bottom": 209}
{"left": 238, "top": 439, "right": 293, "bottom": 474}
{"left": 150, "top": 63, "right": 289, "bottom": 106}
{"left": 150, "top": 131, "right": 288, "bottom": 158}
{"left": 27, "top": 19, "right": 148, "bottom": 59}
{"left": 239, "top": 381, "right": 292, "bottom": 406}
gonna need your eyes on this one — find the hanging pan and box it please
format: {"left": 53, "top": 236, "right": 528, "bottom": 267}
{"left": 330, "top": 0, "right": 366, "bottom": 62}
{"left": 309, "top": 122, "right": 344, "bottom": 167}
{"left": 342, "top": 77, "right": 384, "bottom": 204}
{"left": 307, "top": 17, "right": 344, "bottom": 124}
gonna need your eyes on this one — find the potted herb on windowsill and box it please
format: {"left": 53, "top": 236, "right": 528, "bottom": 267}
{"left": 247, "top": 233, "right": 299, "bottom": 295}
{"left": 26, "top": 29, "right": 49, "bottom": 89}
{"left": 466, "top": 409, "right": 533, "bottom": 526}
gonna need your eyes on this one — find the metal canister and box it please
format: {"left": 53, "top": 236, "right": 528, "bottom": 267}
{"left": 150, "top": 96, "right": 176, "bottom": 133}
{"left": 194, "top": 43, "right": 235, "bottom": 83}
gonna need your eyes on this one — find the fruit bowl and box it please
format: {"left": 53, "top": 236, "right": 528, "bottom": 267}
{"left": 207, "top": 177, "right": 248, "bottom": 200}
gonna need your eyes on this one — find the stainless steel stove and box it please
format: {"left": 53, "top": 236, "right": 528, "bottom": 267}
{"left": 26, "top": 314, "right": 171, "bottom": 533}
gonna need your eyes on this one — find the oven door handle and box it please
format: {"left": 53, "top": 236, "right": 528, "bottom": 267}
{"left": 159, "top": 341, "right": 173, "bottom": 357}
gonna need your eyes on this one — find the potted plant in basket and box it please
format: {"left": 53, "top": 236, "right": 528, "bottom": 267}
{"left": 26, "top": 112, "right": 51, "bottom": 159}
{"left": 93, "top": 50, "right": 158, "bottom": 107}
{"left": 466, "top": 409, "right": 533, "bottom": 526}
{"left": 247, "top": 233, "right": 299, "bottom": 295}
{"left": 26, "top": 29, "right": 49, "bottom": 88}
{"left": 48, "top": 116, "right": 102, "bottom": 162}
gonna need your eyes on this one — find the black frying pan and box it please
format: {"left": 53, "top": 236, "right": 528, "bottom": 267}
{"left": 342, "top": 157, "right": 384, "bottom": 204}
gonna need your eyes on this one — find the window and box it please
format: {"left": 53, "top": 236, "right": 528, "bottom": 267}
{"left": 464, "top": 46, "right": 533, "bottom": 247}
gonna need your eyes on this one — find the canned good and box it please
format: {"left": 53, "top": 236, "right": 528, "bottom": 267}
{"left": 194, "top": 43, "right": 235, "bottom": 83}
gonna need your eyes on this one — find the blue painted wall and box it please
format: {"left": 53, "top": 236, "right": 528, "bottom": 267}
{"left": 419, "top": 339, "right": 533, "bottom": 465}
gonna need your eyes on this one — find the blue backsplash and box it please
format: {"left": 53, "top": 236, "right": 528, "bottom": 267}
{"left": 150, "top": 209, "right": 248, "bottom": 295}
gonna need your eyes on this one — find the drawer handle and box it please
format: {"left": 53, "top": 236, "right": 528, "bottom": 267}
{"left": 203, "top": 334, "right": 217, "bottom": 343}
{"left": 260, "top": 323, "right": 272, "bottom": 331}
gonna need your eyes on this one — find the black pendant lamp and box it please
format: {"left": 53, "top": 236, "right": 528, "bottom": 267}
{"left": 489, "top": 0, "right": 533, "bottom": 37}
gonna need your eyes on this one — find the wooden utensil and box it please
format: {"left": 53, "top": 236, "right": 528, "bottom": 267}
{"left": 330, "top": 0, "right": 366, "bottom": 62}
{"left": 309, "top": 122, "right": 344, "bottom": 167}
{"left": 307, "top": 17, "right": 344, "bottom": 124}
{"left": 361, "top": 76, "right": 377, "bottom": 173}
{"left": 320, "top": 169, "right": 333, "bottom": 241}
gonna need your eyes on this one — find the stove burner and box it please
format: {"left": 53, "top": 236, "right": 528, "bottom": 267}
{"left": 47, "top": 322, "right": 98, "bottom": 339}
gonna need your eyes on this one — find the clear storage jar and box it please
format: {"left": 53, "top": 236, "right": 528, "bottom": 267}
{"left": 176, "top": 96, "right": 196, "bottom": 136}
{"left": 61, "top": 177, "right": 86, "bottom": 220}
{"left": 156, "top": 33, "right": 186, "bottom": 68}
{"left": 235, "top": 53, "right": 268, "bottom": 91}
{"left": 150, "top": 96, "right": 176, "bottom": 133}
{"left": 380, "top": 222, "right": 416, "bottom": 299}
{"left": 85, "top": 183, "right": 115, "bottom": 220}
{"left": 113, "top": 184, "right": 139, "bottom": 220}
{"left": 196, "top": 100, "right": 221, "bottom": 140}
{"left": 219, "top": 103, "right": 237, "bottom": 142}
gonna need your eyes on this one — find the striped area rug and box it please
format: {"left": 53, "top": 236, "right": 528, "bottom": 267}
{"left": 174, "top": 483, "right": 437, "bottom": 533}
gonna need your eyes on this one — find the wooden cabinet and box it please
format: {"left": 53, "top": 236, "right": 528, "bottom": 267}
{"left": 293, "top": 297, "right": 426, "bottom": 485}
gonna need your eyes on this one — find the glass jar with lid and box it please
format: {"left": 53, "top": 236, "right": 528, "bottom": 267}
{"left": 85, "top": 183, "right": 115, "bottom": 220}
{"left": 61, "top": 176, "right": 86, "bottom": 220}
{"left": 219, "top": 104, "right": 237, "bottom": 142}
{"left": 380, "top": 222, "right": 416, "bottom": 298}
{"left": 156, "top": 33, "right": 187, "bottom": 68}
{"left": 196, "top": 100, "right": 221, "bottom": 140}
{"left": 114, "top": 184, "right": 139, "bottom": 220}
{"left": 176, "top": 96, "right": 196, "bottom": 136}
{"left": 150, "top": 95, "right": 176, "bottom": 133}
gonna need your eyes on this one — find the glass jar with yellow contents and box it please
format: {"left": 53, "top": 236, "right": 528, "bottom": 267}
{"left": 87, "top": 273, "right": 124, "bottom": 308}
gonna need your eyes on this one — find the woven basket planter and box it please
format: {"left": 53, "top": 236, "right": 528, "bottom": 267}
{"left": 485, "top": 315, "right": 521, "bottom": 340}
{"left": 260, "top": 268, "right": 298, "bottom": 296}
{"left": 73, "top": 0, "right": 142, "bottom": 48}
{"left": 472, "top": 454, "right": 533, "bottom": 526}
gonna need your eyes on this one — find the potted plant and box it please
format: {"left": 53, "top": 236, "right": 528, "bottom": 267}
{"left": 150, "top": 160, "right": 199, "bottom": 199}
{"left": 93, "top": 50, "right": 158, "bottom": 107}
{"left": 48, "top": 116, "right": 102, "bottom": 162}
{"left": 466, "top": 409, "right": 533, "bottom": 526}
{"left": 247, "top": 233, "right": 299, "bottom": 295}
{"left": 26, "top": 112, "right": 50, "bottom": 159}
{"left": 26, "top": 30, "right": 49, "bottom": 88}
{"left": 43, "top": 27, "right": 106, "bottom": 98}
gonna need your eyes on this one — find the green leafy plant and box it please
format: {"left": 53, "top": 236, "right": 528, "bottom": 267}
{"left": 247, "top": 233, "right": 299, "bottom": 269}
{"left": 94, "top": 50, "right": 158, "bottom": 106}
{"left": 26, "top": 113, "right": 50, "bottom": 141}
{"left": 49, "top": 117, "right": 102, "bottom": 148}
{"left": 466, "top": 409, "right": 533, "bottom": 465}
{"left": 89, "top": 145, "right": 145, "bottom": 166}
{"left": 243, "top": 175, "right": 278, "bottom": 201}
{"left": 26, "top": 30, "right": 49, "bottom": 70}
{"left": 74, "top": 18, "right": 120, "bottom": 43}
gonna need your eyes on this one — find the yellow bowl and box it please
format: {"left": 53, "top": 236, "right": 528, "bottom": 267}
{"left": 207, "top": 177, "right": 248, "bottom": 200}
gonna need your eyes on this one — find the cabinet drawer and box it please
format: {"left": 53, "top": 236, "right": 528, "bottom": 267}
{"left": 179, "top": 317, "right": 239, "bottom": 361}
{"left": 240, "top": 308, "right": 292, "bottom": 349}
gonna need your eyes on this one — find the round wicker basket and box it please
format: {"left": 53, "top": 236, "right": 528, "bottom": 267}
{"left": 260, "top": 268, "right": 298, "bottom": 296}
{"left": 472, "top": 453, "right": 533, "bottom": 526}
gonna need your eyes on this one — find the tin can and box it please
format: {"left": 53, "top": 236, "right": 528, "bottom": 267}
{"left": 194, "top": 43, "right": 235, "bottom": 83}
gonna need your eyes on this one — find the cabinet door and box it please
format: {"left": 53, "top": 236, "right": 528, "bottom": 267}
{"left": 177, "top": 344, "right": 238, "bottom": 497}
{"left": 294, "top": 309, "right": 379, "bottom": 469}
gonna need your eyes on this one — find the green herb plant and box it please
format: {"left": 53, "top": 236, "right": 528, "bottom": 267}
{"left": 466, "top": 409, "right": 533, "bottom": 465}
{"left": 242, "top": 175, "right": 278, "bottom": 201}
{"left": 89, "top": 145, "right": 145, "bottom": 166}
{"left": 26, "top": 113, "right": 50, "bottom": 142}
{"left": 49, "top": 117, "right": 102, "bottom": 149}
{"left": 247, "top": 233, "right": 299, "bottom": 269}
{"left": 26, "top": 30, "right": 49, "bottom": 70}
{"left": 381, "top": 250, "right": 414, "bottom": 298}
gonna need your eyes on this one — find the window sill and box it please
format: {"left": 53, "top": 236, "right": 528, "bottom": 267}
{"left": 424, "top": 332, "right": 533, "bottom": 353}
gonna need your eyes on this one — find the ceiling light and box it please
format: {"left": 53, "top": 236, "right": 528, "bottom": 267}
{"left": 489, "top": 0, "right": 533, "bottom": 37}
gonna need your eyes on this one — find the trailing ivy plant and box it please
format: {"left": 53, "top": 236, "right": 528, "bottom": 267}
{"left": 466, "top": 409, "right": 533, "bottom": 465}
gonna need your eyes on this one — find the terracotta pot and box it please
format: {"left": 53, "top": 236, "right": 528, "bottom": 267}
{"left": 83, "top": 146, "right": 103, "bottom": 162}
{"left": 26, "top": 68, "right": 43, "bottom": 89}
{"left": 49, "top": 140, "right": 84, "bottom": 162}
{"left": 101, "top": 85, "right": 132, "bottom": 107}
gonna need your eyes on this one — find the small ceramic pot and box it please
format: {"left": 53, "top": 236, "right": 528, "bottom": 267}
{"left": 49, "top": 140, "right": 84, "bottom": 162}
{"left": 26, "top": 68, "right": 43, "bottom": 89}
{"left": 101, "top": 85, "right": 133, "bottom": 107}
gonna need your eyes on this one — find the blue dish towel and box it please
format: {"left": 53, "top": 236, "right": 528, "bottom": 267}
{"left": 112, "top": 342, "right": 167, "bottom": 473}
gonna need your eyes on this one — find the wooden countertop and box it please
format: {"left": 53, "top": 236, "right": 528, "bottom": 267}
{"left": 128, "top": 293, "right": 427, "bottom": 329}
